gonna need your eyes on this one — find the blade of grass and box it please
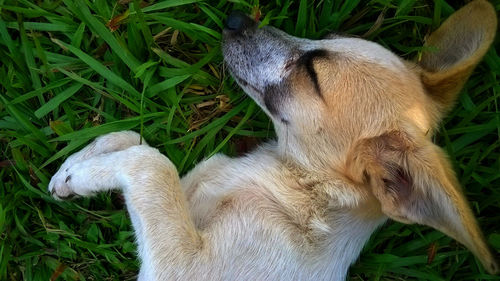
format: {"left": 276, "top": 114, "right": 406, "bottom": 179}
{"left": 34, "top": 83, "right": 83, "bottom": 118}
{"left": 52, "top": 39, "right": 141, "bottom": 97}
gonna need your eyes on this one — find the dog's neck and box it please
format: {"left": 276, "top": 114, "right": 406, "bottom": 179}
{"left": 246, "top": 142, "right": 387, "bottom": 278}
{"left": 274, "top": 123, "right": 351, "bottom": 172}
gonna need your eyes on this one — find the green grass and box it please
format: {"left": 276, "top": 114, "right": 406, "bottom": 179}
{"left": 0, "top": 0, "right": 499, "bottom": 280}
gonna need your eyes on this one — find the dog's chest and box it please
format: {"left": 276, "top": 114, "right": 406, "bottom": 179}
{"left": 181, "top": 154, "right": 250, "bottom": 228}
{"left": 185, "top": 181, "right": 238, "bottom": 229}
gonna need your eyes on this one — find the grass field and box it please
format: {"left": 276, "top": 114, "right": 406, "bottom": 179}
{"left": 0, "top": 0, "right": 499, "bottom": 280}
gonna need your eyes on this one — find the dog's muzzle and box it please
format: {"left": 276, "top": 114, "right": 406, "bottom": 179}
{"left": 222, "top": 11, "right": 295, "bottom": 119}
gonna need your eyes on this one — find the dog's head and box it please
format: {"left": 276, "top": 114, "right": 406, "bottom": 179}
{"left": 222, "top": 0, "right": 498, "bottom": 274}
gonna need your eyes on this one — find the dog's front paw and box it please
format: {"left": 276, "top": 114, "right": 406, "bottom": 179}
{"left": 49, "top": 161, "right": 101, "bottom": 200}
{"left": 49, "top": 166, "right": 77, "bottom": 200}
{"left": 48, "top": 131, "right": 146, "bottom": 199}
{"left": 49, "top": 151, "right": 127, "bottom": 200}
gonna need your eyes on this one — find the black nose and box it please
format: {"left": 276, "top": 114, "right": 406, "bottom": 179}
{"left": 225, "top": 10, "right": 253, "bottom": 32}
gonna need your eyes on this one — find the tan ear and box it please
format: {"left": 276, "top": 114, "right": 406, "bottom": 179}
{"left": 419, "top": 0, "right": 497, "bottom": 115}
{"left": 346, "top": 131, "right": 498, "bottom": 274}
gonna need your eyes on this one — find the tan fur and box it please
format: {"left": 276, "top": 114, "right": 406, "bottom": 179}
{"left": 420, "top": 0, "right": 498, "bottom": 116}
{"left": 49, "top": 1, "right": 498, "bottom": 279}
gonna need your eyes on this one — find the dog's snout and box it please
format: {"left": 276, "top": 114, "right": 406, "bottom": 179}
{"left": 225, "top": 10, "right": 254, "bottom": 32}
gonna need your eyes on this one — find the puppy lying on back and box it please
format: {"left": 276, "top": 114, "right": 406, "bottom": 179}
{"left": 49, "top": 1, "right": 498, "bottom": 280}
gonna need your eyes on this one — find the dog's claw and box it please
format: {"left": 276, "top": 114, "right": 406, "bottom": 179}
{"left": 57, "top": 193, "right": 76, "bottom": 200}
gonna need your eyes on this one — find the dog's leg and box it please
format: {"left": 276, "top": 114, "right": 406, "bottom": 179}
{"left": 50, "top": 144, "right": 203, "bottom": 280}
{"left": 48, "top": 131, "right": 144, "bottom": 198}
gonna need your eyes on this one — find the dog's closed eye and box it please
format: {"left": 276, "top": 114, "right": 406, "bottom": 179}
{"left": 296, "top": 49, "right": 329, "bottom": 97}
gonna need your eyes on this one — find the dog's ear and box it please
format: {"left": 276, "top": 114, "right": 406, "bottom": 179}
{"left": 346, "top": 130, "right": 498, "bottom": 274}
{"left": 418, "top": 0, "right": 497, "bottom": 116}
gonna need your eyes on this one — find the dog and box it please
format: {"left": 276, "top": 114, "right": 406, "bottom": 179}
{"left": 49, "top": 1, "right": 498, "bottom": 280}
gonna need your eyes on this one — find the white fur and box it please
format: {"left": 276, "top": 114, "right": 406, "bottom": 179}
{"left": 323, "top": 38, "right": 405, "bottom": 70}
{"left": 49, "top": 132, "right": 386, "bottom": 280}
